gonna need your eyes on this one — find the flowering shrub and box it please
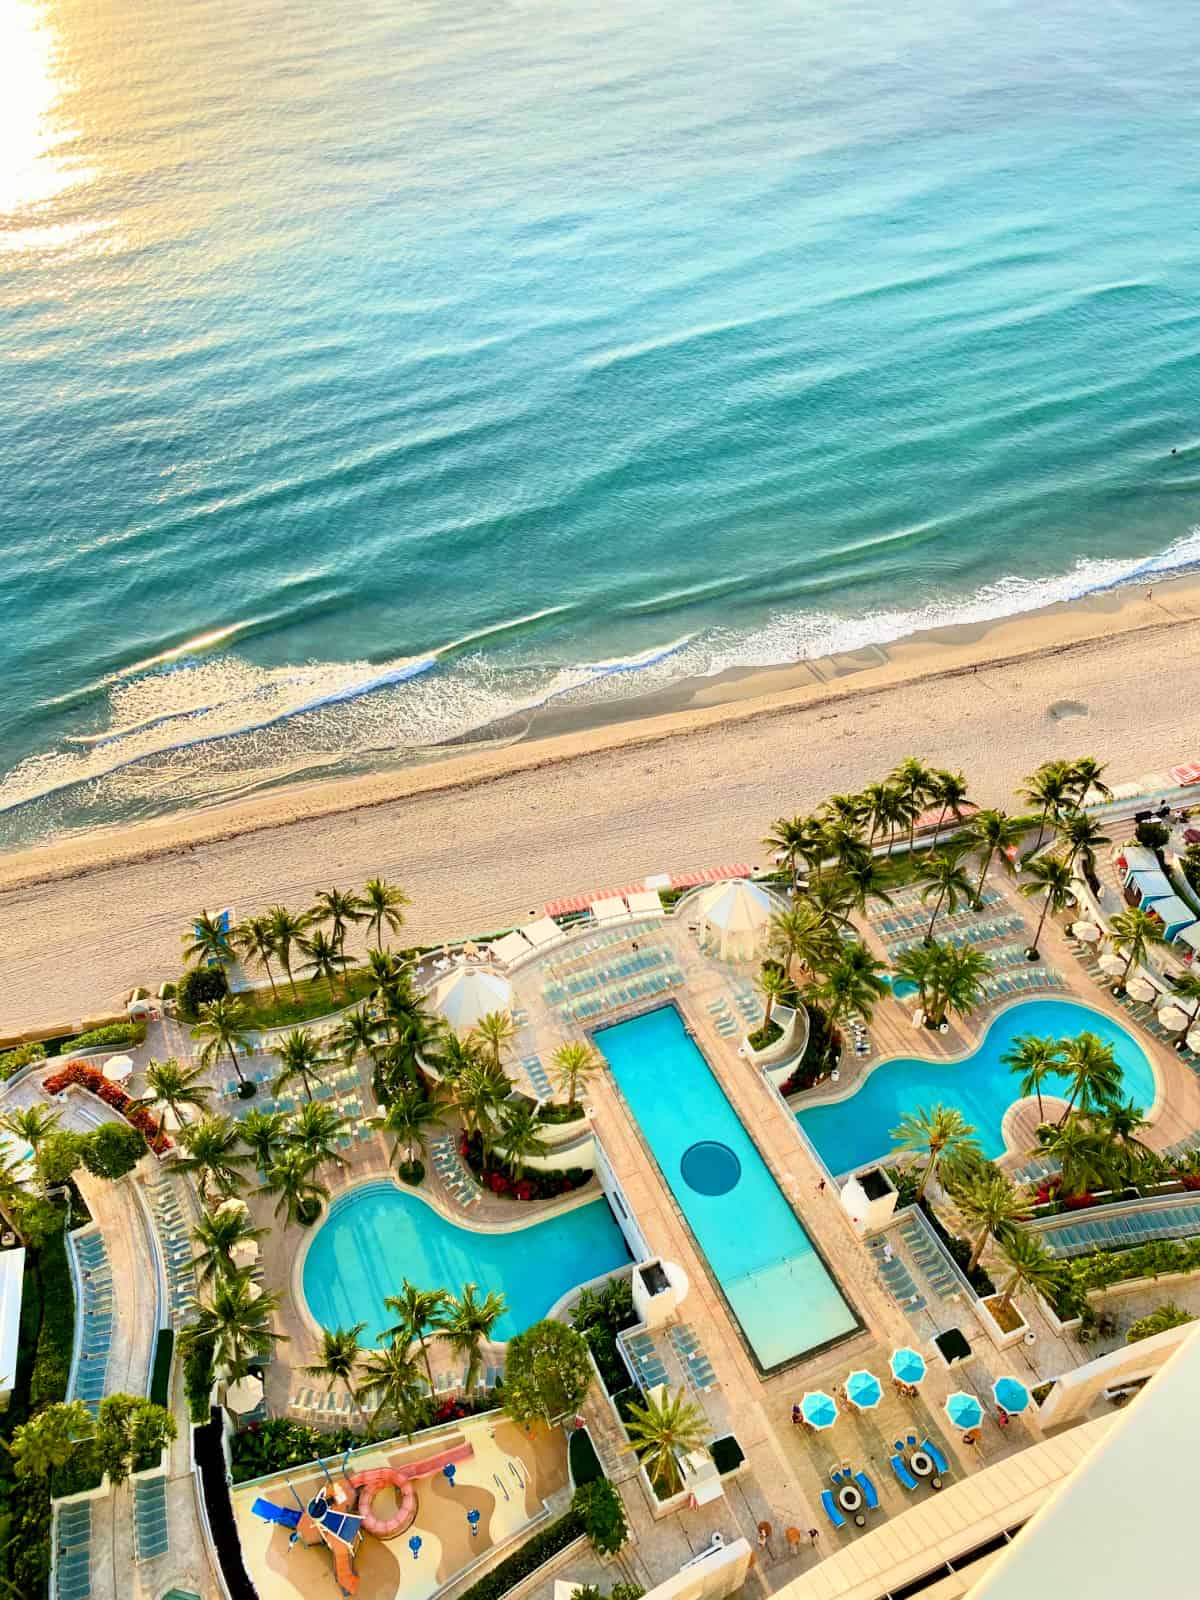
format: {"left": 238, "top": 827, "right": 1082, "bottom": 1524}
{"left": 44, "top": 1060, "right": 171, "bottom": 1154}
{"left": 458, "top": 1130, "right": 592, "bottom": 1202}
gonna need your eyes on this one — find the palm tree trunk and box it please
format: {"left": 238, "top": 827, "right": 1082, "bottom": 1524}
{"left": 283, "top": 957, "right": 298, "bottom": 1000}
{"left": 263, "top": 958, "right": 279, "bottom": 1002}
{"left": 931, "top": 806, "right": 947, "bottom": 848}
{"left": 227, "top": 1044, "right": 247, "bottom": 1086}
{"left": 1032, "top": 892, "right": 1054, "bottom": 952}
{"left": 465, "top": 1345, "right": 481, "bottom": 1393}
{"left": 764, "top": 993, "right": 775, "bottom": 1027}
{"left": 968, "top": 1223, "right": 989, "bottom": 1275}
{"left": 926, "top": 887, "right": 947, "bottom": 942}
{"left": 418, "top": 1331, "right": 436, "bottom": 1394}
{"left": 915, "top": 1154, "right": 937, "bottom": 1201}
{"left": 1058, "top": 1088, "right": 1080, "bottom": 1127}
{"left": 1036, "top": 1085, "right": 1044, "bottom": 1121}
{"left": 1035, "top": 804, "right": 1050, "bottom": 851}
{"left": 975, "top": 845, "right": 995, "bottom": 907}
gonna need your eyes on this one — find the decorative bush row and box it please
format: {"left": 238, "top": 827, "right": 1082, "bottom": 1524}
{"left": 1047, "top": 1235, "right": 1200, "bottom": 1320}
{"left": 184, "top": 1337, "right": 217, "bottom": 1426}
{"left": 0, "top": 1040, "right": 47, "bottom": 1080}
{"left": 455, "top": 1508, "right": 585, "bottom": 1600}
{"left": 150, "top": 1328, "right": 174, "bottom": 1410}
{"left": 44, "top": 1061, "right": 171, "bottom": 1154}
{"left": 55, "top": 1021, "right": 146, "bottom": 1056}
{"left": 458, "top": 1131, "right": 593, "bottom": 1202}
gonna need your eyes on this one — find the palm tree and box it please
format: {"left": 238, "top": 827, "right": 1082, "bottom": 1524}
{"left": 806, "top": 873, "right": 855, "bottom": 931}
{"left": 495, "top": 1101, "right": 551, "bottom": 1176}
{"left": 822, "top": 792, "right": 867, "bottom": 830}
{"left": 259, "top": 1147, "right": 330, "bottom": 1226}
{"left": 1171, "top": 971, "right": 1200, "bottom": 1028}
{"left": 455, "top": 1063, "right": 509, "bottom": 1164}
{"left": 839, "top": 855, "right": 894, "bottom": 921}
{"left": 471, "top": 1010, "right": 517, "bottom": 1073}
{"left": 1036, "top": 1117, "right": 1111, "bottom": 1197}
{"left": 176, "top": 1115, "right": 250, "bottom": 1203}
{"left": 889, "top": 756, "right": 935, "bottom": 850}
{"left": 1057, "top": 1032, "right": 1122, "bottom": 1124}
{"left": 358, "top": 1341, "right": 426, "bottom": 1439}
{"left": 949, "top": 1166, "right": 1027, "bottom": 1273}
{"left": 376, "top": 1086, "right": 442, "bottom": 1171}
{"left": 897, "top": 941, "right": 991, "bottom": 1027}
{"left": 439, "top": 1285, "right": 507, "bottom": 1392}
{"left": 363, "top": 947, "right": 405, "bottom": 1001}
{"left": 1020, "top": 854, "right": 1075, "bottom": 959}
{"left": 133, "top": 1057, "right": 212, "bottom": 1141}
{"left": 767, "top": 904, "right": 838, "bottom": 986}
{"left": 1022, "top": 760, "right": 1075, "bottom": 850}
{"left": 1057, "top": 811, "right": 1110, "bottom": 877}
{"left": 757, "top": 965, "right": 792, "bottom": 1029}
{"left": 763, "top": 815, "right": 809, "bottom": 883}
{"left": 1107, "top": 905, "right": 1167, "bottom": 993}
{"left": 381, "top": 1281, "right": 448, "bottom": 1393}
{"left": 624, "top": 1387, "right": 708, "bottom": 1495}
{"left": 1095, "top": 1098, "right": 1151, "bottom": 1184}
{"left": 862, "top": 783, "right": 917, "bottom": 856}
{"left": 191, "top": 1207, "right": 266, "bottom": 1286}
{"left": 181, "top": 1271, "right": 285, "bottom": 1377}
{"left": 265, "top": 904, "right": 312, "bottom": 999}
{"left": 992, "top": 1228, "right": 1062, "bottom": 1314}
{"left": 917, "top": 850, "right": 973, "bottom": 942}
{"left": 272, "top": 1027, "right": 325, "bottom": 1103}
{"left": 313, "top": 887, "right": 366, "bottom": 961}
{"left": 927, "top": 769, "right": 970, "bottom": 847}
{"left": 299, "top": 928, "right": 351, "bottom": 998}
{"left": 192, "top": 996, "right": 255, "bottom": 1093}
{"left": 431, "top": 1031, "right": 485, "bottom": 1084}
{"left": 288, "top": 1100, "right": 351, "bottom": 1168}
{"left": 821, "top": 822, "right": 871, "bottom": 882}
{"left": 238, "top": 1107, "right": 290, "bottom": 1174}
{"left": 362, "top": 878, "right": 411, "bottom": 949}
{"left": 966, "top": 808, "right": 1024, "bottom": 907}
{"left": 815, "top": 944, "right": 889, "bottom": 1062}
{"left": 1066, "top": 756, "right": 1111, "bottom": 804}
{"left": 183, "top": 909, "right": 233, "bottom": 968}
{"left": 890, "top": 1104, "right": 980, "bottom": 1199}
{"left": 234, "top": 915, "right": 280, "bottom": 1001}
{"left": 304, "top": 1325, "right": 369, "bottom": 1424}
{"left": 551, "top": 1041, "right": 600, "bottom": 1111}
{"left": 331, "top": 1007, "right": 384, "bottom": 1073}
{"left": 1002, "top": 1035, "right": 1063, "bottom": 1123}
{"left": 892, "top": 942, "right": 943, "bottom": 1019}
{"left": 0, "top": 1102, "right": 61, "bottom": 1156}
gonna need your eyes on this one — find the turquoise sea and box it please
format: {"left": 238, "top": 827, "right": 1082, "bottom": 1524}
{"left": 3, "top": 0, "right": 1200, "bottom": 849}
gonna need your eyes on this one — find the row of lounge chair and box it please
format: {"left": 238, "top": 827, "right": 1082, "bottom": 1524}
{"left": 429, "top": 1134, "right": 482, "bottom": 1208}
{"left": 144, "top": 1173, "right": 199, "bottom": 1325}
{"left": 69, "top": 1229, "right": 112, "bottom": 1415}
{"left": 897, "top": 1215, "right": 961, "bottom": 1302}
{"left": 667, "top": 1323, "right": 717, "bottom": 1391}
{"left": 981, "top": 967, "right": 1066, "bottom": 1000}
{"left": 865, "top": 1233, "right": 927, "bottom": 1316}
{"left": 1069, "top": 937, "right": 1200, "bottom": 1066}
{"left": 557, "top": 965, "right": 683, "bottom": 1025}
{"left": 54, "top": 1498, "right": 93, "bottom": 1600}
{"left": 543, "top": 943, "right": 672, "bottom": 1004}
{"left": 877, "top": 890, "right": 1003, "bottom": 939}
{"left": 888, "top": 912, "right": 1022, "bottom": 955}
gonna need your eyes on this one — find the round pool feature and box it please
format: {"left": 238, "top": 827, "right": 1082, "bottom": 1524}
{"left": 680, "top": 1140, "right": 741, "bottom": 1196}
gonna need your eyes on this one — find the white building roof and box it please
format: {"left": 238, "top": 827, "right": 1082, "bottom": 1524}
{"left": 626, "top": 890, "right": 666, "bottom": 918}
{"left": 490, "top": 929, "right": 533, "bottom": 968}
{"left": 0, "top": 1248, "right": 25, "bottom": 1397}
{"left": 592, "top": 897, "right": 629, "bottom": 925}
{"left": 430, "top": 967, "right": 513, "bottom": 1031}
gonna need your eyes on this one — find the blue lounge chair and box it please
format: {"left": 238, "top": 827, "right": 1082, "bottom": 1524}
{"left": 854, "top": 1471, "right": 880, "bottom": 1509}
{"left": 891, "top": 1454, "right": 919, "bottom": 1491}
{"left": 921, "top": 1437, "right": 949, "bottom": 1475}
{"left": 820, "top": 1490, "right": 845, "bottom": 1529}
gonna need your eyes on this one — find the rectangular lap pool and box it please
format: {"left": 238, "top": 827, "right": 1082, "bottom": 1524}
{"left": 595, "top": 1005, "right": 859, "bottom": 1370}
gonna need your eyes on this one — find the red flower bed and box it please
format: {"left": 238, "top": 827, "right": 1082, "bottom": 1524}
{"left": 44, "top": 1059, "right": 171, "bottom": 1155}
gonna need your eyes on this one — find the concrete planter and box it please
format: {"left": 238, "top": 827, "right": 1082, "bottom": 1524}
{"left": 742, "top": 1006, "right": 800, "bottom": 1067}
{"left": 977, "top": 1294, "right": 1030, "bottom": 1350}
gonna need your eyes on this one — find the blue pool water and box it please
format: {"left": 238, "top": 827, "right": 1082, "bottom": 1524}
{"left": 797, "top": 999, "right": 1157, "bottom": 1177}
{"left": 302, "top": 1182, "right": 630, "bottom": 1345}
{"left": 595, "top": 1005, "right": 858, "bottom": 1369}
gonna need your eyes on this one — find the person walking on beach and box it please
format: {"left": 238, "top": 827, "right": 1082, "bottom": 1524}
{"left": 816, "top": 1179, "right": 826, "bottom": 1194}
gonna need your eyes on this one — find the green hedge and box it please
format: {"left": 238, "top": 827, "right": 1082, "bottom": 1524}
{"left": 150, "top": 1328, "right": 174, "bottom": 1409}
{"left": 1049, "top": 1235, "right": 1200, "bottom": 1318}
{"left": 568, "top": 1427, "right": 603, "bottom": 1487}
{"left": 29, "top": 1219, "right": 75, "bottom": 1413}
{"left": 456, "top": 1510, "right": 584, "bottom": 1600}
{"left": 57, "top": 1021, "right": 146, "bottom": 1056}
{"left": 183, "top": 1336, "right": 217, "bottom": 1425}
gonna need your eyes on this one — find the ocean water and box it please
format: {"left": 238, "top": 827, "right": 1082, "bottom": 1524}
{"left": 3, "top": 0, "right": 1200, "bottom": 849}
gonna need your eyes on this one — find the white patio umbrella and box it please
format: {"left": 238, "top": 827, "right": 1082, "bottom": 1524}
{"left": 245, "top": 1280, "right": 263, "bottom": 1302}
{"left": 1158, "top": 1004, "right": 1190, "bottom": 1032}
{"left": 1126, "top": 976, "right": 1156, "bottom": 1002}
{"left": 1072, "top": 922, "right": 1102, "bottom": 943}
{"left": 1098, "top": 952, "right": 1126, "bottom": 976}
{"left": 225, "top": 1374, "right": 264, "bottom": 1414}
{"left": 231, "top": 1238, "right": 259, "bottom": 1269}
{"left": 1187, "top": 1028, "right": 1200, "bottom": 1053}
{"left": 216, "top": 1197, "right": 249, "bottom": 1218}
{"left": 102, "top": 1053, "right": 134, "bottom": 1082}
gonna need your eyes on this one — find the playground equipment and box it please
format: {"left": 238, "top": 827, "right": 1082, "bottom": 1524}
{"left": 251, "top": 1441, "right": 476, "bottom": 1597}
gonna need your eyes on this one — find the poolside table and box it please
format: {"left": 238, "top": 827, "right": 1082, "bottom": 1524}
{"left": 837, "top": 1483, "right": 865, "bottom": 1525}
{"left": 909, "top": 1451, "right": 935, "bottom": 1479}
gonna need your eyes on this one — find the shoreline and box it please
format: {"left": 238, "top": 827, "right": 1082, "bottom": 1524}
{"left": 3, "top": 570, "right": 1199, "bottom": 895}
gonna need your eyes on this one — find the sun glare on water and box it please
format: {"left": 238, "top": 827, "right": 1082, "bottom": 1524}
{"left": 0, "top": 0, "right": 92, "bottom": 233}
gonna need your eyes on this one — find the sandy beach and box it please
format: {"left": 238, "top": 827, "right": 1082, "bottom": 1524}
{"left": 3, "top": 577, "right": 1199, "bottom": 1034}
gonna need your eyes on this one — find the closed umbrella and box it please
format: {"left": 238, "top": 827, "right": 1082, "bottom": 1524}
{"left": 1099, "top": 952, "right": 1125, "bottom": 976}
{"left": 890, "top": 1348, "right": 927, "bottom": 1386}
{"left": 1126, "top": 976, "right": 1156, "bottom": 1002}
{"left": 226, "top": 1374, "right": 264, "bottom": 1414}
{"left": 801, "top": 1391, "right": 838, "bottom": 1429}
{"left": 102, "top": 1054, "right": 134, "bottom": 1082}
{"left": 944, "top": 1391, "right": 983, "bottom": 1431}
{"left": 1072, "top": 922, "right": 1102, "bottom": 943}
{"left": 993, "top": 1376, "right": 1030, "bottom": 1415}
{"left": 1158, "top": 1004, "right": 1190, "bottom": 1032}
{"left": 845, "top": 1371, "right": 882, "bottom": 1410}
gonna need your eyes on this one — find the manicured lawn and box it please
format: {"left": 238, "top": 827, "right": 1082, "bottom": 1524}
{"left": 236, "top": 969, "right": 377, "bottom": 1029}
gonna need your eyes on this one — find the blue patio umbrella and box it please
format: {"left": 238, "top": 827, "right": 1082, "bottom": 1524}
{"left": 801, "top": 1391, "right": 839, "bottom": 1429}
{"left": 944, "top": 1391, "right": 983, "bottom": 1431}
{"left": 890, "top": 1348, "right": 927, "bottom": 1386}
{"left": 845, "top": 1370, "right": 883, "bottom": 1410}
{"left": 993, "top": 1376, "right": 1031, "bottom": 1414}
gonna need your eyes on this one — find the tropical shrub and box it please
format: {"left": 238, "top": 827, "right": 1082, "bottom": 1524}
{"left": 176, "top": 963, "right": 231, "bottom": 1020}
{"left": 80, "top": 1121, "right": 146, "bottom": 1180}
{"left": 55, "top": 1021, "right": 146, "bottom": 1055}
{"left": 43, "top": 1061, "right": 171, "bottom": 1154}
{"left": 1127, "top": 1303, "right": 1194, "bottom": 1343}
{"left": 184, "top": 1335, "right": 217, "bottom": 1425}
{"left": 538, "top": 1103, "right": 587, "bottom": 1125}
{"left": 1134, "top": 820, "right": 1169, "bottom": 852}
{"left": 458, "top": 1130, "right": 593, "bottom": 1201}
{"left": 570, "top": 1280, "right": 636, "bottom": 1395}
{"left": 504, "top": 1320, "right": 593, "bottom": 1425}
{"left": 572, "top": 1479, "right": 628, "bottom": 1554}
{"left": 36, "top": 1129, "right": 86, "bottom": 1187}
{"left": 780, "top": 998, "right": 836, "bottom": 1094}
{"left": 747, "top": 1019, "right": 783, "bottom": 1051}
{"left": 230, "top": 1417, "right": 359, "bottom": 1483}
{"left": 29, "top": 1218, "right": 74, "bottom": 1413}
{"left": 397, "top": 1158, "right": 425, "bottom": 1186}
{"left": 0, "top": 1040, "right": 46, "bottom": 1078}
{"left": 455, "top": 1509, "right": 584, "bottom": 1600}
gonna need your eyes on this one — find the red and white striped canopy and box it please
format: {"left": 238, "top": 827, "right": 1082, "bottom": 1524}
{"left": 1169, "top": 761, "right": 1200, "bottom": 787}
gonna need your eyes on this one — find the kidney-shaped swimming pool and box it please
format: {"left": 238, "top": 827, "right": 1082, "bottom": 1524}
{"left": 796, "top": 998, "right": 1157, "bottom": 1177}
{"left": 303, "top": 1182, "right": 631, "bottom": 1344}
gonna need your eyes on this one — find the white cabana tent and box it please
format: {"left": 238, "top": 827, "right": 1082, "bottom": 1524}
{"left": 1147, "top": 896, "right": 1197, "bottom": 942}
{"left": 490, "top": 929, "right": 533, "bottom": 968}
{"left": 1117, "top": 845, "right": 1161, "bottom": 876}
{"left": 626, "top": 889, "right": 666, "bottom": 919}
{"left": 695, "top": 879, "right": 774, "bottom": 962}
{"left": 524, "top": 916, "right": 566, "bottom": 951}
{"left": 430, "top": 966, "right": 513, "bottom": 1031}
{"left": 592, "top": 897, "right": 629, "bottom": 926}
{"left": 225, "top": 1374, "right": 264, "bottom": 1414}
